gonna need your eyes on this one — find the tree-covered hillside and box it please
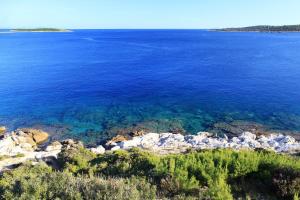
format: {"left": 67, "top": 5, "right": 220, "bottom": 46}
{"left": 217, "top": 25, "right": 300, "bottom": 32}
{"left": 11, "top": 28, "right": 70, "bottom": 32}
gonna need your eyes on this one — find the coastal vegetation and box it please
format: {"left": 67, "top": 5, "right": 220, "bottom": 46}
{"left": 217, "top": 24, "right": 300, "bottom": 32}
{"left": 11, "top": 28, "right": 71, "bottom": 32}
{"left": 0, "top": 147, "right": 299, "bottom": 199}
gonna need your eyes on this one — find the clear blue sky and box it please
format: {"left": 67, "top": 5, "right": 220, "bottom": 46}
{"left": 1, "top": 0, "right": 300, "bottom": 29}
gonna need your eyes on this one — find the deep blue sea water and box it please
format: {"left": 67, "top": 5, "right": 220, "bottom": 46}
{"left": 1, "top": 30, "right": 300, "bottom": 143}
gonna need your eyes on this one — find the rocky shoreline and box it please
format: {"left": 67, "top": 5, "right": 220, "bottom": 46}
{"left": 108, "top": 131, "right": 300, "bottom": 154}
{"left": 0, "top": 127, "right": 299, "bottom": 171}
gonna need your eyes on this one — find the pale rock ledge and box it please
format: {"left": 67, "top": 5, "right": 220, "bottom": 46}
{"left": 110, "top": 131, "right": 300, "bottom": 154}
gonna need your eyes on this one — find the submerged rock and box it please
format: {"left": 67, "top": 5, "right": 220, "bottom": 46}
{"left": 211, "top": 121, "right": 268, "bottom": 137}
{"left": 104, "top": 119, "right": 185, "bottom": 141}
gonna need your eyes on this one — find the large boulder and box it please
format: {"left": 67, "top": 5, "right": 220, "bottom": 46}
{"left": 45, "top": 141, "right": 62, "bottom": 152}
{"left": 90, "top": 145, "right": 105, "bottom": 154}
{"left": 60, "top": 139, "right": 84, "bottom": 151}
{"left": 18, "top": 128, "right": 49, "bottom": 144}
{"left": 13, "top": 135, "right": 36, "bottom": 147}
{"left": 0, "top": 126, "right": 6, "bottom": 135}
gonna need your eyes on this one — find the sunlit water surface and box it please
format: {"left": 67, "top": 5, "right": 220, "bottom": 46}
{"left": 1, "top": 30, "right": 300, "bottom": 143}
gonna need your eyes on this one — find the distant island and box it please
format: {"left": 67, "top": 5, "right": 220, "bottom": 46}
{"left": 215, "top": 24, "right": 300, "bottom": 32}
{"left": 11, "top": 28, "right": 71, "bottom": 32}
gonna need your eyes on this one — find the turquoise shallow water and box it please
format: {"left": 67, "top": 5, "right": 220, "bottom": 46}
{"left": 1, "top": 30, "right": 300, "bottom": 143}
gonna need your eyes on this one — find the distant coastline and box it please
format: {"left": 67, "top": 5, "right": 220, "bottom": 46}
{"left": 10, "top": 28, "right": 72, "bottom": 32}
{"left": 214, "top": 24, "right": 300, "bottom": 32}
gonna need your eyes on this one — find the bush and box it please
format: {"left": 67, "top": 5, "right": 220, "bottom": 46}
{"left": 57, "top": 143, "right": 96, "bottom": 174}
{"left": 1, "top": 148, "right": 299, "bottom": 199}
{"left": 206, "top": 171, "right": 233, "bottom": 200}
{"left": 56, "top": 148, "right": 300, "bottom": 199}
{"left": 0, "top": 163, "right": 156, "bottom": 200}
{"left": 92, "top": 148, "right": 159, "bottom": 177}
{"left": 272, "top": 167, "right": 300, "bottom": 199}
{"left": 82, "top": 149, "right": 299, "bottom": 198}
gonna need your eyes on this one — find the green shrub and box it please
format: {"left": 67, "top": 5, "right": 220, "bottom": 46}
{"left": 2, "top": 143, "right": 300, "bottom": 199}
{"left": 272, "top": 167, "right": 300, "bottom": 199}
{"left": 295, "top": 193, "right": 299, "bottom": 200}
{"left": 56, "top": 149, "right": 300, "bottom": 199}
{"left": 206, "top": 171, "right": 233, "bottom": 200}
{"left": 0, "top": 163, "right": 156, "bottom": 200}
{"left": 57, "top": 144, "right": 96, "bottom": 174}
{"left": 0, "top": 163, "right": 53, "bottom": 199}
{"left": 89, "top": 148, "right": 160, "bottom": 178}
{"left": 14, "top": 153, "right": 25, "bottom": 158}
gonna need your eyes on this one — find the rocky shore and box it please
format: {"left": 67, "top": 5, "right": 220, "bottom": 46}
{"left": 109, "top": 131, "right": 300, "bottom": 154}
{"left": 0, "top": 126, "right": 299, "bottom": 171}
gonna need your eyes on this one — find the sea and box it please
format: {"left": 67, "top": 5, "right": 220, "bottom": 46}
{"left": 1, "top": 29, "right": 300, "bottom": 144}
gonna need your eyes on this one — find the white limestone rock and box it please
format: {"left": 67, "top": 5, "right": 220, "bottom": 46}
{"left": 139, "top": 133, "right": 159, "bottom": 150}
{"left": 111, "top": 146, "right": 121, "bottom": 151}
{"left": 90, "top": 145, "right": 105, "bottom": 154}
{"left": 114, "top": 131, "right": 300, "bottom": 154}
{"left": 45, "top": 141, "right": 63, "bottom": 152}
{"left": 185, "top": 132, "right": 213, "bottom": 146}
{"left": 119, "top": 137, "right": 142, "bottom": 149}
{"left": 276, "top": 135, "right": 296, "bottom": 144}
{"left": 158, "top": 133, "right": 186, "bottom": 147}
{"left": 239, "top": 132, "right": 256, "bottom": 141}
{"left": 0, "top": 131, "right": 61, "bottom": 171}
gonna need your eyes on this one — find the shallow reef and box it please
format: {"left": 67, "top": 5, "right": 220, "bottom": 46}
{"left": 1, "top": 103, "right": 300, "bottom": 146}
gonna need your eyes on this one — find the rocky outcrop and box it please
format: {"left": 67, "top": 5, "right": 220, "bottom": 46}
{"left": 18, "top": 128, "right": 49, "bottom": 144}
{"left": 106, "top": 135, "right": 129, "bottom": 147}
{"left": 0, "top": 126, "right": 6, "bottom": 135}
{"left": 60, "top": 139, "right": 84, "bottom": 151}
{"left": 104, "top": 119, "right": 185, "bottom": 141}
{"left": 45, "top": 141, "right": 63, "bottom": 152}
{"left": 0, "top": 127, "right": 299, "bottom": 171}
{"left": 90, "top": 145, "right": 105, "bottom": 154}
{"left": 0, "top": 129, "right": 57, "bottom": 171}
{"left": 111, "top": 132, "right": 300, "bottom": 155}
